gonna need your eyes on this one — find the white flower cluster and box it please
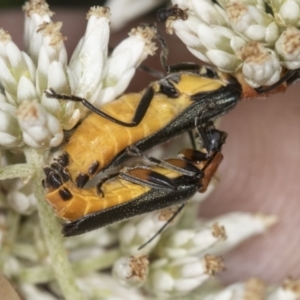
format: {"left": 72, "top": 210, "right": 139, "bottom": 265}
{"left": 1, "top": 198, "right": 285, "bottom": 300}
{"left": 110, "top": 208, "right": 277, "bottom": 298}
{"left": 162, "top": 0, "right": 300, "bottom": 88}
{"left": 0, "top": 0, "right": 156, "bottom": 149}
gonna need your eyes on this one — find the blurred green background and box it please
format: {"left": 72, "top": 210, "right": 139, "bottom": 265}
{"left": 0, "top": 0, "right": 106, "bottom": 8}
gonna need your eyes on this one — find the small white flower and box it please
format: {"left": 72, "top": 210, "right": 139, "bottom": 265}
{"left": 98, "top": 25, "right": 157, "bottom": 106}
{"left": 204, "top": 212, "right": 277, "bottom": 254}
{"left": 271, "top": 0, "right": 300, "bottom": 27}
{"left": 157, "top": 223, "right": 226, "bottom": 259}
{"left": 240, "top": 41, "right": 282, "bottom": 87}
{"left": 197, "top": 23, "right": 245, "bottom": 72}
{"left": 68, "top": 7, "right": 110, "bottom": 104}
{"left": 7, "top": 179, "right": 37, "bottom": 215}
{"left": 148, "top": 255, "right": 224, "bottom": 298}
{"left": 16, "top": 101, "right": 63, "bottom": 148}
{"left": 35, "top": 22, "right": 67, "bottom": 96}
{"left": 23, "top": 0, "right": 54, "bottom": 63}
{"left": 113, "top": 255, "right": 149, "bottom": 288}
{"left": 187, "top": 0, "right": 229, "bottom": 26}
{"left": 276, "top": 26, "right": 300, "bottom": 69}
{"left": 166, "top": 12, "right": 211, "bottom": 63}
{"left": 0, "top": 29, "right": 36, "bottom": 106}
{"left": 0, "top": 106, "right": 22, "bottom": 148}
{"left": 226, "top": 1, "right": 279, "bottom": 45}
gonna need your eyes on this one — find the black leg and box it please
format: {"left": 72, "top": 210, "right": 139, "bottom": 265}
{"left": 96, "top": 172, "right": 120, "bottom": 196}
{"left": 126, "top": 145, "right": 199, "bottom": 177}
{"left": 119, "top": 167, "right": 176, "bottom": 190}
{"left": 137, "top": 203, "right": 186, "bottom": 250}
{"left": 45, "top": 87, "right": 155, "bottom": 127}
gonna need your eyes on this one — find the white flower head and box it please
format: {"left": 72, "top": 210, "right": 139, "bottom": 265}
{"left": 164, "top": 0, "right": 300, "bottom": 88}
{"left": 0, "top": 3, "right": 156, "bottom": 149}
{"left": 226, "top": 1, "right": 279, "bottom": 45}
{"left": 240, "top": 41, "right": 282, "bottom": 87}
{"left": 276, "top": 26, "right": 300, "bottom": 69}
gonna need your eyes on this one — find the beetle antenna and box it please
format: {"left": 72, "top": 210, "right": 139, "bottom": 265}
{"left": 138, "top": 203, "right": 185, "bottom": 250}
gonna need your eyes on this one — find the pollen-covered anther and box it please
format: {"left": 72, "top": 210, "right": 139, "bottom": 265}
{"left": 22, "top": 0, "right": 54, "bottom": 17}
{"left": 226, "top": 2, "right": 247, "bottom": 23}
{"left": 244, "top": 278, "right": 267, "bottom": 300}
{"left": 86, "top": 6, "right": 111, "bottom": 19}
{"left": 128, "top": 255, "right": 149, "bottom": 281}
{"left": 37, "top": 22, "right": 66, "bottom": 45}
{"left": 0, "top": 28, "right": 11, "bottom": 43}
{"left": 129, "top": 26, "right": 157, "bottom": 56}
{"left": 240, "top": 41, "right": 269, "bottom": 64}
{"left": 211, "top": 222, "right": 227, "bottom": 240}
{"left": 204, "top": 254, "right": 225, "bottom": 276}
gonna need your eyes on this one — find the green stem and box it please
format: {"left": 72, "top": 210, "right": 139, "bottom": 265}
{"left": 24, "top": 148, "right": 85, "bottom": 300}
{"left": 0, "top": 163, "right": 34, "bottom": 180}
{"left": 19, "top": 249, "right": 120, "bottom": 284}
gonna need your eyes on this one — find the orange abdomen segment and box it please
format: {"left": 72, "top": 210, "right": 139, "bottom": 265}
{"left": 45, "top": 166, "right": 183, "bottom": 221}
{"left": 46, "top": 179, "right": 150, "bottom": 221}
{"left": 63, "top": 92, "right": 192, "bottom": 182}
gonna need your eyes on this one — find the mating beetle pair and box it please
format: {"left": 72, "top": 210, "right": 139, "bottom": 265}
{"left": 43, "top": 19, "right": 294, "bottom": 238}
{"left": 43, "top": 51, "right": 239, "bottom": 237}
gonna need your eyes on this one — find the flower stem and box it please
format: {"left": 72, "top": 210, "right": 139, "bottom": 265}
{"left": 24, "top": 148, "right": 85, "bottom": 300}
{"left": 0, "top": 163, "right": 34, "bottom": 180}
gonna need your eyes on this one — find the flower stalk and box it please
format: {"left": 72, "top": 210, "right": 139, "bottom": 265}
{"left": 24, "top": 147, "right": 84, "bottom": 300}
